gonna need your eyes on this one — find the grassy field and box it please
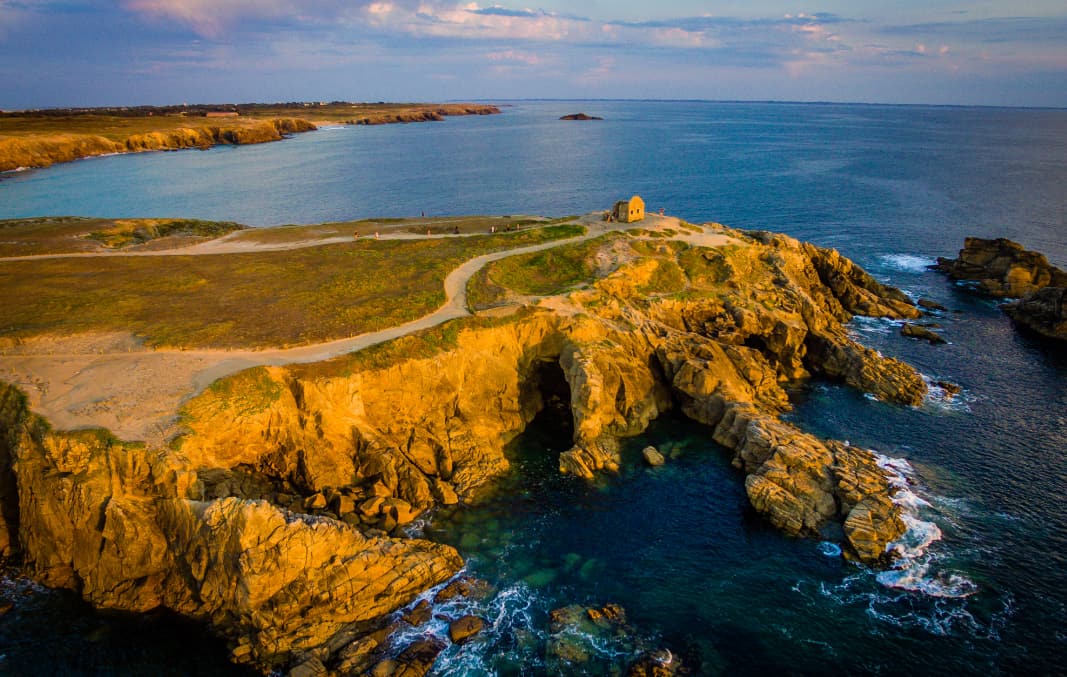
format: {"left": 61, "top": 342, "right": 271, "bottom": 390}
{"left": 231, "top": 215, "right": 559, "bottom": 245}
{"left": 0, "top": 224, "right": 582, "bottom": 349}
{"left": 0, "top": 103, "right": 500, "bottom": 140}
{"left": 0, "top": 217, "right": 247, "bottom": 257}
{"left": 467, "top": 235, "right": 614, "bottom": 309}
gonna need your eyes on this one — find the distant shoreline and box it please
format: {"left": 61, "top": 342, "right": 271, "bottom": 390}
{"left": 0, "top": 102, "right": 500, "bottom": 173}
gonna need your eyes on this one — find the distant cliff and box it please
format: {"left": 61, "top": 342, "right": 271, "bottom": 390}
{"left": 0, "top": 118, "right": 317, "bottom": 172}
{"left": 0, "top": 104, "right": 501, "bottom": 172}
{"left": 346, "top": 104, "right": 500, "bottom": 125}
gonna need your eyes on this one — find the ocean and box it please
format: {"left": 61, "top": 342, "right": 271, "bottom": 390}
{"left": 1, "top": 101, "right": 1065, "bottom": 675}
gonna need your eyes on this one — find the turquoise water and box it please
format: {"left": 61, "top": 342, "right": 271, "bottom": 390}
{"left": 1, "top": 101, "right": 1066, "bottom": 674}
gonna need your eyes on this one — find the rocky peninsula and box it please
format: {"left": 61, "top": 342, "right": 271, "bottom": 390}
{"left": 0, "top": 102, "right": 501, "bottom": 172}
{"left": 0, "top": 214, "right": 929, "bottom": 674}
{"left": 936, "top": 237, "right": 1067, "bottom": 341}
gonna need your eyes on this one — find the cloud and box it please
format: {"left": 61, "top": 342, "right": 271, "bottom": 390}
{"left": 879, "top": 15, "right": 1067, "bottom": 44}
{"left": 486, "top": 48, "right": 540, "bottom": 65}
{"left": 121, "top": 0, "right": 387, "bottom": 37}
{"left": 468, "top": 6, "right": 542, "bottom": 19}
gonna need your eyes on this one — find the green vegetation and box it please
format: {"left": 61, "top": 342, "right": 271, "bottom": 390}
{"left": 467, "top": 234, "right": 609, "bottom": 308}
{"left": 203, "top": 367, "right": 285, "bottom": 417}
{"left": 678, "top": 244, "right": 743, "bottom": 287}
{"left": 0, "top": 217, "right": 245, "bottom": 256}
{"left": 87, "top": 219, "right": 246, "bottom": 249}
{"left": 0, "top": 103, "right": 499, "bottom": 141}
{"left": 639, "top": 259, "right": 688, "bottom": 295}
{"left": 0, "top": 224, "right": 579, "bottom": 349}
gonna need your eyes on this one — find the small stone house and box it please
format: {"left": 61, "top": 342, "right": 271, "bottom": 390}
{"left": 612, "top": 195, "right": 645, "bottom": 223}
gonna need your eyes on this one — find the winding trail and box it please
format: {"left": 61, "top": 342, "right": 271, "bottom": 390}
{"left": 0, "top": 214, "right": 732, "bottom": 444}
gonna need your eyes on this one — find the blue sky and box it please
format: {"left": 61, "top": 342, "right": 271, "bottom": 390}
{"left": 1, "top": 1, "right": 1065, "bottom": 108}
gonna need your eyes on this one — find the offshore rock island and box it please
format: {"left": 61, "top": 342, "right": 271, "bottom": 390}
{"left": 0, "top": 212, "right": 928, "bottom": 674}
{"left": 0, "top": 102, "right": 501, "bottom": 172}
{"left": 936, "top": 237, "right": 1067, "bottom": 342}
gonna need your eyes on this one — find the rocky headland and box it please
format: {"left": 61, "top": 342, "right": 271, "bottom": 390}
{"left": 0, "top": 118, "right": 317, "bottom": 173}
{"left": 0, "top": 218, "right": 929, "bottom": 674}
{"left": 936, "top": 237, "right": 1067, "bottom": 341}
{"left": 0, "top": 103, "right": 501, "bottom": 172}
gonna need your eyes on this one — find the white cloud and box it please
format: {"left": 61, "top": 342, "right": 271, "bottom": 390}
{"left": 486, "top": 49, "right": 540, "bottom": 65}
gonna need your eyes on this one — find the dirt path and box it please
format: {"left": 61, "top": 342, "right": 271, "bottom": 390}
{"left": 0, "top": 215, "right": 554, "bottom": 261}
{"left": 0, "top": 214, "right": 734, "bottom": 444}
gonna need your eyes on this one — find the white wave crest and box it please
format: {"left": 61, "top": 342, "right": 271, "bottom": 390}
{"left": 818, "top": 541, "right": 843, "bottom": 558}
{"left": 877, "top": 253, "right": 938, "bottom": 274}
{"left": 848, "top": 315, "right": 902, "bottom": 336}
{"left": 873, "top": 453, "right": 977, "bottom": 599}
{"left": 921, "top": 375, "right": 976, "bottom": 414}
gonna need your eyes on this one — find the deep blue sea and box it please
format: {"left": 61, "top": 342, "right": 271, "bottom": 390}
{"left": 1, "top": 101, "right": 1065, "bottom": 675}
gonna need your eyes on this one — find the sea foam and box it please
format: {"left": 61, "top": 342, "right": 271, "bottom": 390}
{"left": 876, "top": 253, "right": 939, "bottom": 274}
{"left": 875, "top": 454, "right": 977, "bottom": 599}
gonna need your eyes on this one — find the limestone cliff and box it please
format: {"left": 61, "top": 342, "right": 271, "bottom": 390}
{"left": 0, "top": 223, "right": 929, "bottom": 673}
{"left": 937, "top": 237, "right": 1067, "bottom": 341}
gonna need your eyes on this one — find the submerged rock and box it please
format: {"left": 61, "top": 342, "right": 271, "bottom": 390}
{"left": 642, "top": 445, "right": 666, "bottom": 466}
{"left": 401, "top": 599, "right": 432, "bottom": 627}
{"left": 918, "top": 298, "right": 948, "bottom": 312}
{"left": 368, "top": 635, "right": 447, "bottom": 677}
{"left": 629, "top": 649, "right": 685, "bottom": 677}
{"left": 448, "top": 615, "right": 485, "bottom": 644}
{"left": 901, "top": 323, "right": 947, "bottom": 344}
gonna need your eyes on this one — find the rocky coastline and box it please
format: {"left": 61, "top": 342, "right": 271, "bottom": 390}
{"left": 936, "top": 237, "right": 1067, "bottom": 342}
{"left": 0, "top": 221, "right": 930, "bottom": 674}
{"left": 0, "top": 104, "right": 501, "bottom": 172}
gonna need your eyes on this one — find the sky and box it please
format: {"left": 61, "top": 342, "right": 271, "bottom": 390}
{"left": 1, "top": 1, "right": 1065, "bottom": 109}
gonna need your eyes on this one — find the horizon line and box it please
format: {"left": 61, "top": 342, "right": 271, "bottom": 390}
{"left": 4, "top": 98, "right": 1066, "bottom": 114}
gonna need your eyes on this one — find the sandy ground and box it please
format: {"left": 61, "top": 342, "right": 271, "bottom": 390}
{"left": 0, "top": 214, "right": 736, "bottom": 445}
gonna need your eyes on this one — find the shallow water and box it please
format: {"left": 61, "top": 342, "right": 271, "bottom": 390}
{"left": 1, "top": 101, "right": 1066, "bottom": 674}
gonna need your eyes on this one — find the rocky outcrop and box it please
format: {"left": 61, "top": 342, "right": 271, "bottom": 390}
{"left": 560, "top": 113, "right": 604, "bottom": 121}
{"left": 936, "top": 237, "right": 1067, "bottom": 298}
{"left": 0, "top": 224, "right": 928, "bottom": 672}
{"left": 901, "top": 323, "right": 946, "bottom": 344}
{"left": 936, "top": 237, "right": 1067, "bottom": 341}
{"left": 1003, "top": 286, "right": 1067, "bottom": 341}
{"left": 0, "top": 381, "right": 461, "bottom": 671}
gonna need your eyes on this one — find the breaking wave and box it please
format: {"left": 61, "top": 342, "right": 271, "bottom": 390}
{"left": 876, "top": 253, "right": 939, "bottom": 274}
{"left": 812, "top": 452, "right": 1011, "bottom": 640}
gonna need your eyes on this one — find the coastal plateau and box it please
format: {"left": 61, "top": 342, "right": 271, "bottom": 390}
{"left": 0, "top": 103, "right": 501, "bottom": 172}
{"left": 0, "top": 215, "right": 930, "bottom": 674}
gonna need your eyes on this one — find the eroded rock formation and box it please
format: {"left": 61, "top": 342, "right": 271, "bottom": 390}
{"left": 937, "top": 237, "right": 1067, "bottom": 341}
{"left": 0, "top": 224, "right": 930, "bottom": 673}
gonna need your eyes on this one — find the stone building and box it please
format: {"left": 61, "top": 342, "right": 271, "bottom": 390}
{"left": 612, "top": 195, "right": 645, "bottom": 223}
